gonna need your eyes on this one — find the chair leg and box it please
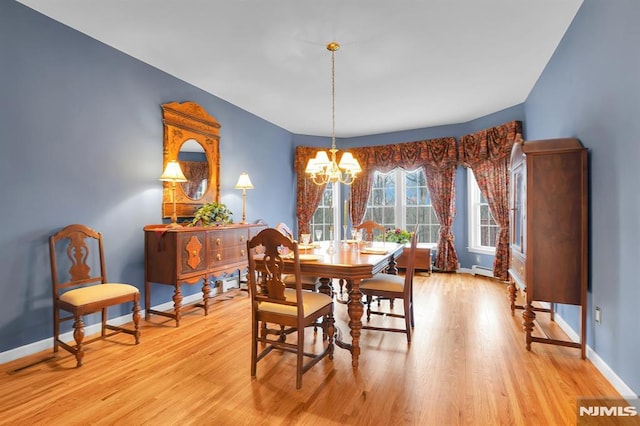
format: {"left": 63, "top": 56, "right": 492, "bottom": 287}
{"left": 327, "top": 311, "right": 335, "bottom": 359}
{"left": 132, "top": 299, "right": 141, "bottom": 344}
{"left": 251, "top": 320, "right": 258, "bottom": 377}
{"left": 404, "top": 297, "right": 411, "bottom": 343}
{"left": 73, "top": 315, "right": 85, "bottom": 367}
{"left": 101, "top": 307, "right": 107, "bottom": 337}
{"left": 296, "top": 327, "right": 304, "bottom": 390}
{"left": 366, "top": 295, "right": 372, "bottom": 321}
{"left": 53, "top": 309, "right": 60, "bottom": 354}
{"left": 410, "top": 299, "right": 415, "bottom": 328}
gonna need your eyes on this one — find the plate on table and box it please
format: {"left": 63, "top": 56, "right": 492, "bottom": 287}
{"left": 298, "top": 253, "right": 322, "bottom": 262}
{"left": 298, "top": 243, "right": 317, "bottom": 250}
{"left": 360, "top": 247, "right": 389, "bottom": 255}
{"left": 343, "top": 239, "right": 358, "bottom": 244}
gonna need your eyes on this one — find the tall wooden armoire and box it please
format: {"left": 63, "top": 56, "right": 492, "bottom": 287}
{"left": 507, "top": 137, "right": 588, "bottom": 359}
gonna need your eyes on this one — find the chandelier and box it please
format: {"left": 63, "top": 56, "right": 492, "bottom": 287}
{"left": 305, "top": 42, "right": 361, "bottom": 186}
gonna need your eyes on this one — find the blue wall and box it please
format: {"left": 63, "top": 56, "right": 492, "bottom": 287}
{"left": 0, "top": 2, "right": 295, "bottom": 350}
{"left": 525, "top": 0, "right": 639, "bottom": 394}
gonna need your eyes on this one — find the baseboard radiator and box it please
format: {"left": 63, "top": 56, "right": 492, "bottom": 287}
{"left": 471, "top": 264, "right": 494, "bottom": 278}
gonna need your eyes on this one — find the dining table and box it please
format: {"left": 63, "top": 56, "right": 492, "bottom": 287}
{"left": 286, "top": 240, "right": 405, "bottom": 368}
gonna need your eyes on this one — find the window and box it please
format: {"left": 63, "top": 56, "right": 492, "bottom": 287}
{"left": 363, "top": 168, "right": 439, "bottom": 244}
{"left": 468, "top": 170, "right": 498, "bottom": 254}
{"left": 310, "top": 183, "right": 334, "bottom": 240}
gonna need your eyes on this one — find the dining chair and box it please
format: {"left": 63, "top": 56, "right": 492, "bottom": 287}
{"left": 355, "top": 220, "right": 386, "bottom": 243}
{"left": 336, "top": 220, "right": 388, "bottom": 298}
{"left": 49, "top": 224, "right": 141, "bottom": 367}
{"left": 247, "top": 228, "right": 335, "bottom": 389}
{"left": 275, "top": 222, "right": 322, "bottom": 292}
{"left": 359, "top": 227, "right": 418, "bottom": 343}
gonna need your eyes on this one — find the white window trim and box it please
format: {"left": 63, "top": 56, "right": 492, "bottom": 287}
{"left": 467, "top": 170, "right": 496, "bottom": 255}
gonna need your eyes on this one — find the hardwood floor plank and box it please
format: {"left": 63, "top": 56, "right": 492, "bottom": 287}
{"left": 0, "top": 274, "right": 623, "bottom": 425}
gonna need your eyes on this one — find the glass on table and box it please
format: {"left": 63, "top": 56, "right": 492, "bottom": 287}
{"left": 355, "top": 229, "right": 363, "bottom": 246}
{"left": 315, "top": 229, "right": 322, "bottom": 242}
{"left": 300, "top": 233, "right": 311, "bottom": 246}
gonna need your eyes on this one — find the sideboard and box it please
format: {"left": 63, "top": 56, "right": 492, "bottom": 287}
{"left": 396, "top": 242, "right": 432, "bottom": 274}
{"left": 144, "top": 223, "right": 266, "bottom": 326}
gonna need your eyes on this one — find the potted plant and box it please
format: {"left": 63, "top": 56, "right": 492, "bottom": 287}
{"left": 384, "top": 228, "right": 412, "bottom": 244}
{"left": 189, "top": 202, "right": 233, "bottom": 226}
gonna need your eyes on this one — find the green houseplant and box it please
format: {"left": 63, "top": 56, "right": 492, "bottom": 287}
{"left": 189, "top": 202, "right": 233, "bottom": 226}
{"left": 384, "top": 228, "right": 412, "bottom": 243}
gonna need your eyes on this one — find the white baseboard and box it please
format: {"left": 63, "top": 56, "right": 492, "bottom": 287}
{"left": 471, "top": 264, "right": 494, "bottom": 278}
{"left": 0, "top": 292, "right": 205, "bottom": 365}
{"left": 539, "top": 302, "right": 638, "bottom": 399}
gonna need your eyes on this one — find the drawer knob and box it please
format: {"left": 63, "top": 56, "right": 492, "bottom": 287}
{"left": 216, "top": 254, "right": 222, "bottom": 261}
{"left": 216, "top": 238, "right": 221, "bottom": 245}
{"left": 241, "top": 249, "right": 246, "bottom": 256}
{"left": 240, "top": 235, "right": 245, "bottom": 242}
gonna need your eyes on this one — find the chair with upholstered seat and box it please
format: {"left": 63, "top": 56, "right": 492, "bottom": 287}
{"left": 359, "top": 227, "right": 418, "bottom": 343}
{"left": 355, "top": 220, "right": 386, "bottom": 243}
{"left": 274, "top": 222, "right": 322, "bottom": 292}
{"left": 247, "top": 228, "right": 335, "bottom": 389}
{"left": 49, "top": 224, "right": 140, "bottom": 367}
{"left": 335, "top": 220, "right": 388, "bottom": 298}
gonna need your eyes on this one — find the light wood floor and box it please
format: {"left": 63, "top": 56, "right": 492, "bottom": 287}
{"left": 0, "top": 273, "right": 621, "bottom": 425}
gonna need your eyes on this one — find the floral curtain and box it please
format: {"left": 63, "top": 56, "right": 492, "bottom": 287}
{"left": 179, "top": 160, "right": 208, "bottom": 199}
{"left": 294, "top": 146, "right": 327, "bottom": 234}
{"left": 420, "top": 138, "right": 459, "bottom": 271}
{"left": 459, "top": 120, "right": 523, "bottom": 280}
{"left": 296, "top": 138, "right": 459, "bottom": 271}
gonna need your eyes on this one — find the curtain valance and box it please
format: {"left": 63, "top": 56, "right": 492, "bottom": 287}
{"left": 458, "top": 120, "right": 522, "bottom": 167}
{"left": 346, "top": 137, "right": 458, "bottom": 174}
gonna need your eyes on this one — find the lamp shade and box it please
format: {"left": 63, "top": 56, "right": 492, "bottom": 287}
{"left": 235, "top": 172, "right": 254, "bottom": 189}
{"left": 313, "top": 151, "right": 331, "bottom": 167}
{"left": 338, "top": 152, "right": 357, "bottom": 170}
{"left": 159, "top": 160, "right": 187, "bottom": 182}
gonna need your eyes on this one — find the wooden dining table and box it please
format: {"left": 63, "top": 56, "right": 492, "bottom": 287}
{"left": 285, "top": 241, "right": 405, "bottom": 368}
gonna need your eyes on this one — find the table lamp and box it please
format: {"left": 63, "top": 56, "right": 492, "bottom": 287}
{"left": 235, "top": 172, "right": 254, "bottom": 224}
{"left": 160, "top": 160, "right": 188, "bottom": 228}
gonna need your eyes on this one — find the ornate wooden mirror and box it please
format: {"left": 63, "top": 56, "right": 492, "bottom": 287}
{"left": 161, "top": 101, "right": 220, "bottom": 218}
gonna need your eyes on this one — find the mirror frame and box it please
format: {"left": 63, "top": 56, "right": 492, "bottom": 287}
{"left": 161, "top": 101, "right": 220, "bottom": 219}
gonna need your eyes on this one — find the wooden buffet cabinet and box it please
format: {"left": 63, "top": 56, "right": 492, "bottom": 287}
{"left": 396, "top": 243, "right": 432, "bottom": 274}
{"left": 144, "top": 223, "right": 265, "bottom": 326}
{"left": 507, "top": 138, "right": 588, "bottom": 358}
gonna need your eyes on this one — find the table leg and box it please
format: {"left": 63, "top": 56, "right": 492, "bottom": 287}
{"left": 388, "top": 256, "right": 399, "bottom": 275}
{"left": 347, "top": 278, "right": 363, "bottom": 368}
{"left": 319, "top": 277, "right": 333, "bottom": 298}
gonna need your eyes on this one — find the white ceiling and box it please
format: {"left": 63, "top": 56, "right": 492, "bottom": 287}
{"left": 18, "top": 0, "right": 583, "bottom": 137}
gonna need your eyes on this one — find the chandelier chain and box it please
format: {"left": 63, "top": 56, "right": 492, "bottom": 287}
{"left": 304, "top": 41, "right": 361, "bottom": 186}
{"left": 331, "top": 47, "right": 336, "bottom": 151}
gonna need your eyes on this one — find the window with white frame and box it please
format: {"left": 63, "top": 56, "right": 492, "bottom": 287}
{"left": 467, "top": 170, "right": 498, "bottom": 254}
{"left": 310, "top": 183, "right": 334, "bottom": 241}
{"left": 363, "top": 168, "right": 439, "bottom": 244}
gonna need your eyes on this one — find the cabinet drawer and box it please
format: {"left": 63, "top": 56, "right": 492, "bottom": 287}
{"left": 208, "top": 229, "right": 247, "bottom": 250}
{"left": 207, "top": 229, "right": 248, "bottom": 267}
